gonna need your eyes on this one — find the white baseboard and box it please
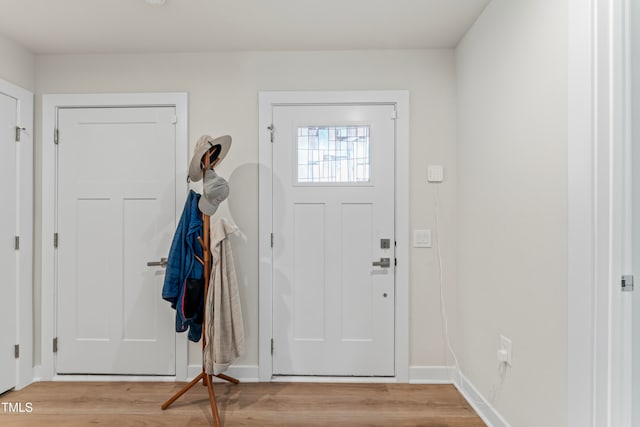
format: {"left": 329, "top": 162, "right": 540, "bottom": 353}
{"left": 187, "top": 364, "right": 260, "bottom": 383}
{"left": 32, "top": 365, "right": 43, "bottom": 384}
{"left": 408, "top": 365, "right": 510, "bottom": 427}
{"left": 454, "top": 371, "right": 511, "bottom": 427}
{"left": 408, "top": 365, "right": 457, "bottom": 384}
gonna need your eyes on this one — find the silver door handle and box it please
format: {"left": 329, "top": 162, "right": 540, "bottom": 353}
{"left": 147, "top": 257, "right": 168, "bottom": 268}
{"left": 372, "top": 258, "right": 391, "bottom": 268}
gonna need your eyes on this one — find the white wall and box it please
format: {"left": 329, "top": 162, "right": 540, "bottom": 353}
{"left": 34, "top": 50, "right": 457, "bottom": 372}
{"left": 456, "top": 1, "right": 568, "bottom": 426}
{"left": 0, "top": 34, "right": 35, "bottom": 92}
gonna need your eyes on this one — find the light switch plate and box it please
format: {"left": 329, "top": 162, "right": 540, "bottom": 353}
{"left": 413, "top": 229, "right": 432, "bottom": 248}
{"left": 427, "top": 165, "right": 444, "bottom": 182}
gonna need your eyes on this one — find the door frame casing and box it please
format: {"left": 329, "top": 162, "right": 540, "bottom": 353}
{"left": 568, "top": 0, "right": 632, "bottom": 425}
{"left": 618, "top": 0, "right": 634, "bottom": 424}
{"left": 0, "top": 78, "right": 33, "bottom": 390}
{"left": 40, "top": 93, "right": 189, "bottom": 381}
{"left": 257, "top": 90, "right": 410, "bottom": 382}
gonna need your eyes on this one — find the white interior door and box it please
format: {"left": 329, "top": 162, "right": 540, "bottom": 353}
{"left": 56, "top": 106, "right": 177, "bottom": 375}
{"left": 0, "top": 92, "right": 17, "bottom": 392}
{"left": 272, "top": 104, "right": 395, "bottom": 376}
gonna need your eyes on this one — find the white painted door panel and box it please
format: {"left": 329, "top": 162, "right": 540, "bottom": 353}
{"left": 56, "top": 107, "right": 176, "bottom": 375}
{"left": 0, "top": 92, "right": 17, "bottom": 392}
{"left": 272, "top": 104, "right": 395, "bottom": 376}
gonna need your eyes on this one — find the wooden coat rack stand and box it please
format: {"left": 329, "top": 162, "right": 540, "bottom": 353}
{"left": 161, "top": 149, "right": 239, "bottom": 426}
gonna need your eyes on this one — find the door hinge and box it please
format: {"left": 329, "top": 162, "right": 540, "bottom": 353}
{"left": 53, "top": 337, "right": 58, "bottom": 353}
{"left": 170, "top": 115, "right": 178, "bottom": 124}
{"left": 391, "top": 109, "right": 399, "bottom": 120}
{"left": 54, "top": 129, "right": 59, "bottom": 145}
{"left": 14, "top": 344, "right": 19, "bottom": 359}
{"left": 14, "top": 236, "right": 19, "bottom": 250}
{"left": 271, "top": 338, "right": 274, "bottom": 355}
{"left": 54, "top": 233, "right": 59, "bottom": 248}
{"left": 622, "top": 275, "right": 634, "bottom": 292}
{"left": 270, "top": 233, "right": 274, "bottom": 248}
{"left": 267, "top": 124, "right": 274, "bottom": 143}
{"left": 15, "top": 126, "right": 24, "bottom": 142}
{"left": 395, "top": 258, "right": 397, "bottom": 267}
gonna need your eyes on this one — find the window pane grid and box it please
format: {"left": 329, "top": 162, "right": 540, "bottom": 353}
{"left": 297, "top": 126, "right": 370, "bottom": 183}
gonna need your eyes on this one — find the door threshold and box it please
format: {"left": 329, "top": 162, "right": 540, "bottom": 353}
{"left": 271, "top": 376, "right": 397, "bottom": 384}
{"left": 52, "top": 374, "right": 179, "bottom": 383}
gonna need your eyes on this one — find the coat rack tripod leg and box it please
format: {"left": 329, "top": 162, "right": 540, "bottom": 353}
{"left": 161, "top": 150, "right": 239, "bottom": 426}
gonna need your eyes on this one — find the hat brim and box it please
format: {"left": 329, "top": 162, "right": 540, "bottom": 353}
{"left": 188, "top": 135, "right": 232, "bottom": 182}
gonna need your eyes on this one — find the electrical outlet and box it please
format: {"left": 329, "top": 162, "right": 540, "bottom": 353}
{"left": 498, "top": 335, "right": 512, "bottom": 367}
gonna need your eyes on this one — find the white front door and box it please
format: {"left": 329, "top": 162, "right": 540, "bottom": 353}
{"left": 56, "top": 106, "right": 177, "bottom": 375}
{"left": 272, "top": 104, "right": 395, "bottom": 376}
{"left": 0, "top": 92, "right": 17, "bottom": 392}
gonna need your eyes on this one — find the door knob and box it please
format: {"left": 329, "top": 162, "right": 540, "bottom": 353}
{"left": 372, "top": 257, "right": 391, "bottom": 268}
{"left": 147, "top": 257, "right": 168, "bottom": 268}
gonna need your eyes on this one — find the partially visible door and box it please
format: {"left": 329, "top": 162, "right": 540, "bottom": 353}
{"left": 632, "top": 0, "right": 640, "bottom": 423}
{"left": 0, "top": 92, "right": 17, "bottom": 392}
{"left": 272, "top": 104, "right": 396, "bottom": 376}
{"left": 56, "top": 107, "right": 177, "bottom": 375}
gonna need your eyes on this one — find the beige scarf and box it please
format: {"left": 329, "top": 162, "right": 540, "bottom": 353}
{"left": 203, "top": 218, "right": 245, "bottom": 375}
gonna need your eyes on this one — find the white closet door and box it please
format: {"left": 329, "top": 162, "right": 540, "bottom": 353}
{"left": 0, "top": 92, "right": 17, "bottom": 392}
{"left": 56, "top": 106, "right": 177, "bottom": 375}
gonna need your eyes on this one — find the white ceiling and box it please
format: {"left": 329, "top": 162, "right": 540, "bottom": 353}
{"left": 0, "top": 0, "right": 491, "bottom": 54}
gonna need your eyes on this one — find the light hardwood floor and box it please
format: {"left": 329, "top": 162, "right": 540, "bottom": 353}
{"left": 0, "top": 381, "right": 486, "bottom": 426}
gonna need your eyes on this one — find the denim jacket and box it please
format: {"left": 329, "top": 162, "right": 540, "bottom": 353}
{"left": 162, "top": 190, "right": 204, "bottom": 342}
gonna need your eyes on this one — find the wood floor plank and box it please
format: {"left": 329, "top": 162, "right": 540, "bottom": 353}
{"left": 0, "top": 382, "right": 487, "bottom": 426}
